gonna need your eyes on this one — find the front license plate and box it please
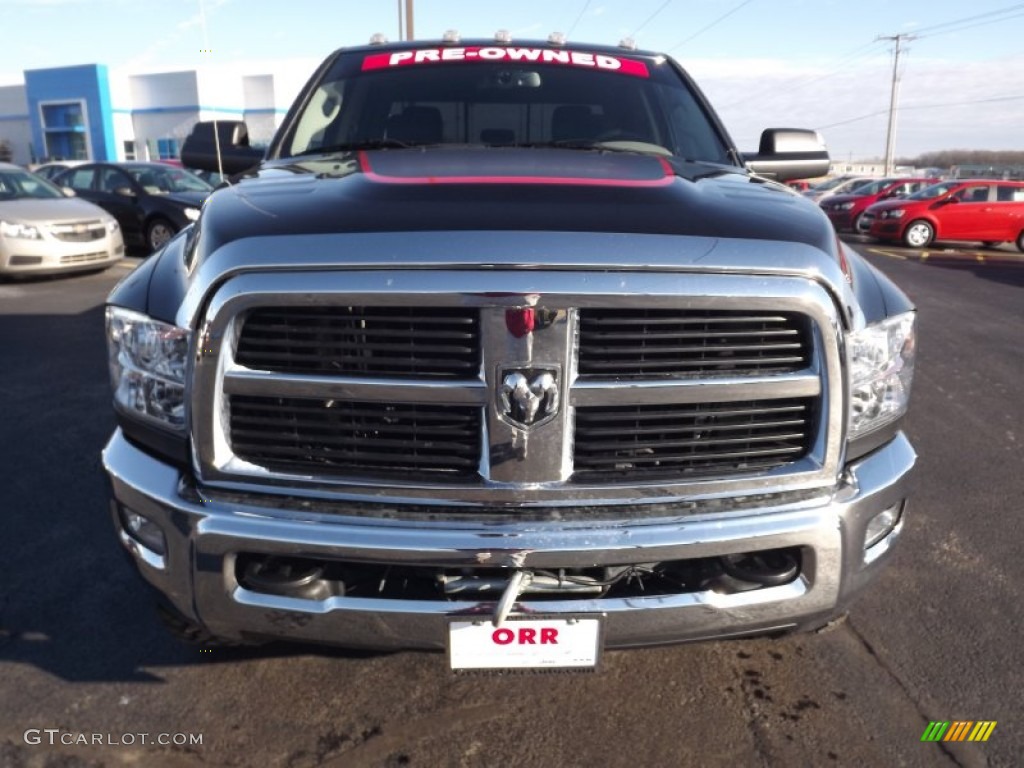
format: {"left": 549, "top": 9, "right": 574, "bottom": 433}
{"left": 448, "top": 616, "right": 602, "bottom": 672}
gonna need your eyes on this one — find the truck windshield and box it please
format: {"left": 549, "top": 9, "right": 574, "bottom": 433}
{"left": 280, "top": 46, "right": 732, "bottom": 165}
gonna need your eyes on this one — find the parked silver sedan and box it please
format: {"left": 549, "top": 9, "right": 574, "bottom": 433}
{"left": 0, "top": 163, "right": 124, "bottom": 276}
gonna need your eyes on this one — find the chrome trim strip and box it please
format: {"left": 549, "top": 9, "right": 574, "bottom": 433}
{"left": 224, "top": 370, "right": 487, "bottom": 405}
{"left": 177, "top": 232, "right": 856, "bottom": 329}
{"left": 571, "top": 372, "right": 820, "bottom": 406}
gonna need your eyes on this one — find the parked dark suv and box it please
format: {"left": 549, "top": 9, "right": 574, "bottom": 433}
{"left": 54, "top": 162, "right": 212, "bottom": 252}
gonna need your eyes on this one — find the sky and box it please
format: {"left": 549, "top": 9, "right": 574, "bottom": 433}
{"left": 3, "top": 0, "right": 1024, "bottom": 161}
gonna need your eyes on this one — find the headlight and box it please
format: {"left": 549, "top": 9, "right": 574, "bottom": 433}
{"left": 837, "top": 202, "right": 855, "bottom": 211}
{"left": 184, "top": 207, "right": 201, "bottom": 221}
{"left": 882, "top": 209, "right": 906, "bottom": 219}
{"left": 0, "top": 220, "right": 42, "bottom": 240}
{"left": 106, "top": 307, "right": 190, "bottom": 431}
{"left": 847, "top": 311, "right": 916, "bottom": 438}
{"left": 106, "top": 218, "right": 120, "bottom": 233}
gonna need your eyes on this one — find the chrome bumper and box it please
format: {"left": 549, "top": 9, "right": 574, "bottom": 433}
{"left": 103, "top": 429, "right": 915, "bottom": 650}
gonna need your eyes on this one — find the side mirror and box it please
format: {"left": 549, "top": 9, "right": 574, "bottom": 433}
{"left": 181, "top": 120, "right": 262, "bottom": 174}
{"left": 743, "top": 129, "right": 830, "bottom": 182}
{"left": 61, "top": 186, "right": 76, "bottom": 197}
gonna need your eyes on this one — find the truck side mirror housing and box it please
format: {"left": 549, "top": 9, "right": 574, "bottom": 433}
{"left": 181, "top": 120, "right": 263, "bottom": 175}
{"left": 743, "top": 129, "right": 830, "bottom": 182}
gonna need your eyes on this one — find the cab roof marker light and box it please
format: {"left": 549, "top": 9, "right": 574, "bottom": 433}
{"left": 443, "top": 29, "right": 461, "bottom": 44}
{"left": 548, "top": 31, "right": 567, "bottom": 46}
{"left": 494, "top": 29, "right": 512, "bottom": 43}
{"left": 369, "top": 33, "right": 388, "bottom": 45}
{"left": 619, "top": 37, "right": 638, "bottom": 51}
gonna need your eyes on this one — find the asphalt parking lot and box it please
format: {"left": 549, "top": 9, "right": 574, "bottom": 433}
{"left": 1, "top": 240, "right": 1022, "bottom": 767}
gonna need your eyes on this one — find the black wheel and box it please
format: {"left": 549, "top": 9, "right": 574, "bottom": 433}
{"left": 155, "top": 601, "right": 235, "bottom": 647}
{"left": 1016, "top": 231, "right": 1024, "bottom": 253}
{"left": 902, "top": 220, "right": 934, "bottom": 248}
{"left": 852, "top": 213, "right": 866, "bottom": 233}
{"left": 145, "top": 217, "right": 176, "bottom": 252}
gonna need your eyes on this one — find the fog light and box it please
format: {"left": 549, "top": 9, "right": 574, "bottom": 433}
{"left": 865, "top": 501, "right": 903, "bottom": 549}
{"left": 120, "top": 507, "right": 167, "bottom": 556}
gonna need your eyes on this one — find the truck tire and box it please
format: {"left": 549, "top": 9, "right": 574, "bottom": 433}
{"left": 1016, "top": 231, "right": 1024, "bottom": 253}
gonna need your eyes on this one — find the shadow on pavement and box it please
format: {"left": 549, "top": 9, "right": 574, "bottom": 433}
{"left": 0, "top": 303, "right": 389, "bottom": 683}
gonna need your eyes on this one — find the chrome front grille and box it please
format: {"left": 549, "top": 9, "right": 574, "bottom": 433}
{"left": 574, "top": 399, "right": 815, "bottom": 481}
{"left": 50, "top": 220, "right": 105, "bottom": 242}
{"left": 192, "top": 269, "right": 842, "bottom": 506}
{"left": 236, "top": 306, "right": 480, "bottom": 378}
{"left": 578, "top": 309, "right": 811, "bottom": 376}
{"left": 229, "top": 395, "right": 481, "bottom": 481}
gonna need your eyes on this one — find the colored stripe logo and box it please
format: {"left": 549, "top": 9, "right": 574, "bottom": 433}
{"left": 921, "top": 721, "right": 997, "bottom": 742}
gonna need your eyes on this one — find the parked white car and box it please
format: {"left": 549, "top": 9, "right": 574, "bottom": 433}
{"left": 0, "top": 162, "right": 124, "bottom": 275}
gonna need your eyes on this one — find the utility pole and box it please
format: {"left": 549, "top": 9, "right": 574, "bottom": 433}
{"left": 397, "top": 0, "right": 403, "bottom": 41}
{"left": 404, "top": 0, "right": 415, "bottom": 41}
{"left": 877, "top": 33, "right": 915, "bottom": 176}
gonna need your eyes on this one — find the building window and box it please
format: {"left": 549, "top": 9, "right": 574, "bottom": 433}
{"left": 156, "top": 138, "right": 179, "bottom": 160}
{"left": 40, "top": 100, "right": 89, "bottom": 160}
{"left": 42, "top": 103, "right": 84, "bottom": 129}
{"left": 123, "top": 140, "right": 136, "bottom": 161}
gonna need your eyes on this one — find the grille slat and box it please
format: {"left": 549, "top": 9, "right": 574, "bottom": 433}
{"left": 229, "top": 395, "right": 481, "bottom": 481}
{"left": 578, "top": 418, "right": 807, "bottom": 437}
{"left": 59, "top": 251, "right": 109, "bottom": 264}
{"left": 236, "top": 306, "right": 481, "bottom": 378}
{"left": 578, "top": 309, "right": 812, "bottom": 377}
{"left": 573, "top": 399, "right": 815, "bottom": 482}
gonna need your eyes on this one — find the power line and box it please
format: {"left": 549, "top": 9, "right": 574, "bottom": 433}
{"left": 917, "top": 9, "right": 1024, "bottom": 40}
{"left": 631, "top": 0, "right": 673, "bottom": 37}
{"left": 717, "top": 40, "right": 887, "bottom": 110}
{"left": 911, "top": 2, "right": 1024, "bottom": 37}
{"left": 566, "top": 0, "right": 592, "bottom": 37}
{"left": 816, "top": 93, "right": 1024, "bottom": 131}
{"left": 667, "top": 0, "right": 756, "bottom": 53}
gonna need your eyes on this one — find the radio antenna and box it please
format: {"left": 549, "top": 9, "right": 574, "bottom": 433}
{"left": 198, "top": 0, "right": 224, "bottom": 181}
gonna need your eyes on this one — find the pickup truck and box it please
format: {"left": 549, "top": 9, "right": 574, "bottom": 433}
{"left": 103, "top": 35, "right": 916, "bottom": 672}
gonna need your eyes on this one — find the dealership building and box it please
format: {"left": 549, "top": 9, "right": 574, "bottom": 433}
{"left": 0, "top": 62, "right": 313, "bottom": 166}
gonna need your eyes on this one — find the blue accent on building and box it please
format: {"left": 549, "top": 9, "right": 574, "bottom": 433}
{"left": 24, "top": 64, "right": 116, "bottom": 161}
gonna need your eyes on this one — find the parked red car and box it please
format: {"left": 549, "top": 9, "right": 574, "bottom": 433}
{"left": 862, "top": 179, "right": 1024, "bottom": 250}
{"left": 819, "top": 177, "right": 938, "bottom": 232}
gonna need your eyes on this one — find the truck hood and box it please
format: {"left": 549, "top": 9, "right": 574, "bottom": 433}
{"left": 192, "top": 147, "right": 835, "bottom": 257}
{"left": 133, "top": 147, "right": 871, "bottom": 330}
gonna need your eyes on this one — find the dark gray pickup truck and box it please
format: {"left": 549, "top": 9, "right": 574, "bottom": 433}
{"left": 103, "top": 36, "right": 916, "bottom": 671}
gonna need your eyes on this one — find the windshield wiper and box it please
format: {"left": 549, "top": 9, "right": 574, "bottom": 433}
{"left": 292, "top": 139, "right": 421, "bottom": 157}
{"left": 513, "top": 139, "right": 673, "bottom": 157}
